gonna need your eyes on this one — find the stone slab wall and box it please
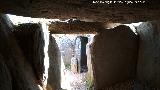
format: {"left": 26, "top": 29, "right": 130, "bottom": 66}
{"left": 91, "top": 25, "right": 138, "bottom": 89}
{"left": 0, "top": 14, "right": 40, "bottom": 90}
{"left": 47, "top": 34, "right": 61, "bottom": 90}
{"left": 0, "top": 55, "right": 12, "bottom": 90}
{"left": 137, "top": 21, "right": 160, "bottom": 89}
{"left": 13, "top": 23, "right": 45, "bottom": 83}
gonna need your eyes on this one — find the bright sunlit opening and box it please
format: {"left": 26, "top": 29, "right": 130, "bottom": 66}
{"left": 52, "top": 34, "right": 95, "bottom": 90}
{"left": 124, "top": 22, "right": 143, "bottom": 35}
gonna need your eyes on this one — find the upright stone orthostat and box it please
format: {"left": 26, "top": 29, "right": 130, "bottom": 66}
{"left": 0, "top": 14, "right": 40, "bottom": 90}
{"left": 92, "top": 25, "right": 138, "bottom": 89}
{"left": 47, "top": 34, "right": 61, "bottom": 90}
{"left": 13, "top": 23, "right": 45, "bottom": 83}
{"left": 137, "top": 21, "right": 160, "bottom": 89}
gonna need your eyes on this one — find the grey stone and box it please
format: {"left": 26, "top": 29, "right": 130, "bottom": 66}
{"left": 91, "top": 25, "right": 138, "bottom": 89}
{"left": 0, "top": 14, "right": 40, "bottom": 90}
{"left": 137, "top": 21, "right": 160, "bottom": 89}
{"left": 0, "top": 55, "right": 12, "bottom": 90}
{"left": 47, "top": 34, "right": 61, "bottom": 90}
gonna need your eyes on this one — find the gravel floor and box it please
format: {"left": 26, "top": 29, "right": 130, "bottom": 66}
{"left": 61, "top": 69, "right": 88, "bottom": 90}
{"left": 70, "top": 72, "right": 87, "bottom": 90}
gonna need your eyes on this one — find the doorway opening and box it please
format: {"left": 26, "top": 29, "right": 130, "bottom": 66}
{"left": 52, "top": 34, "right": 95, "bottom": 90}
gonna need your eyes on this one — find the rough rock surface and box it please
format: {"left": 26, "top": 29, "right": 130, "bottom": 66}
{"left": 103, "top": 79, "right": 158, "bottom": 90}
{"left": 0, "top": 14, "right": 40, "bottom": 90}
{"left": 91, "top": 25, "right": 139, "bottom": 89}
{"left": 47, "top": 34, "right": 61, "bottom": 90}
{"left": 0, "top": 55, "right": 12, "bottom": 90}
{"left": 0, "top": 0, "right": 160, "bottom": 23}
{"left": 49, "top": 21, "right": 104, "bottom": 34}
{"left": 104, "top": 80, "right": 136, "bottom": 90}
{"left": 137, "top": 21, "right": 160, "bottom": 89}
{"left": 13, "top": 23, "right": 45, "bottom": 84}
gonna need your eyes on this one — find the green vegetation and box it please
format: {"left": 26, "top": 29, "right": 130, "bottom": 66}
{"left": 86, "top": 73, "right": 94, "bottom": 90}
{"left": 65, "top": 64, "right": 71, "bottom": 70}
